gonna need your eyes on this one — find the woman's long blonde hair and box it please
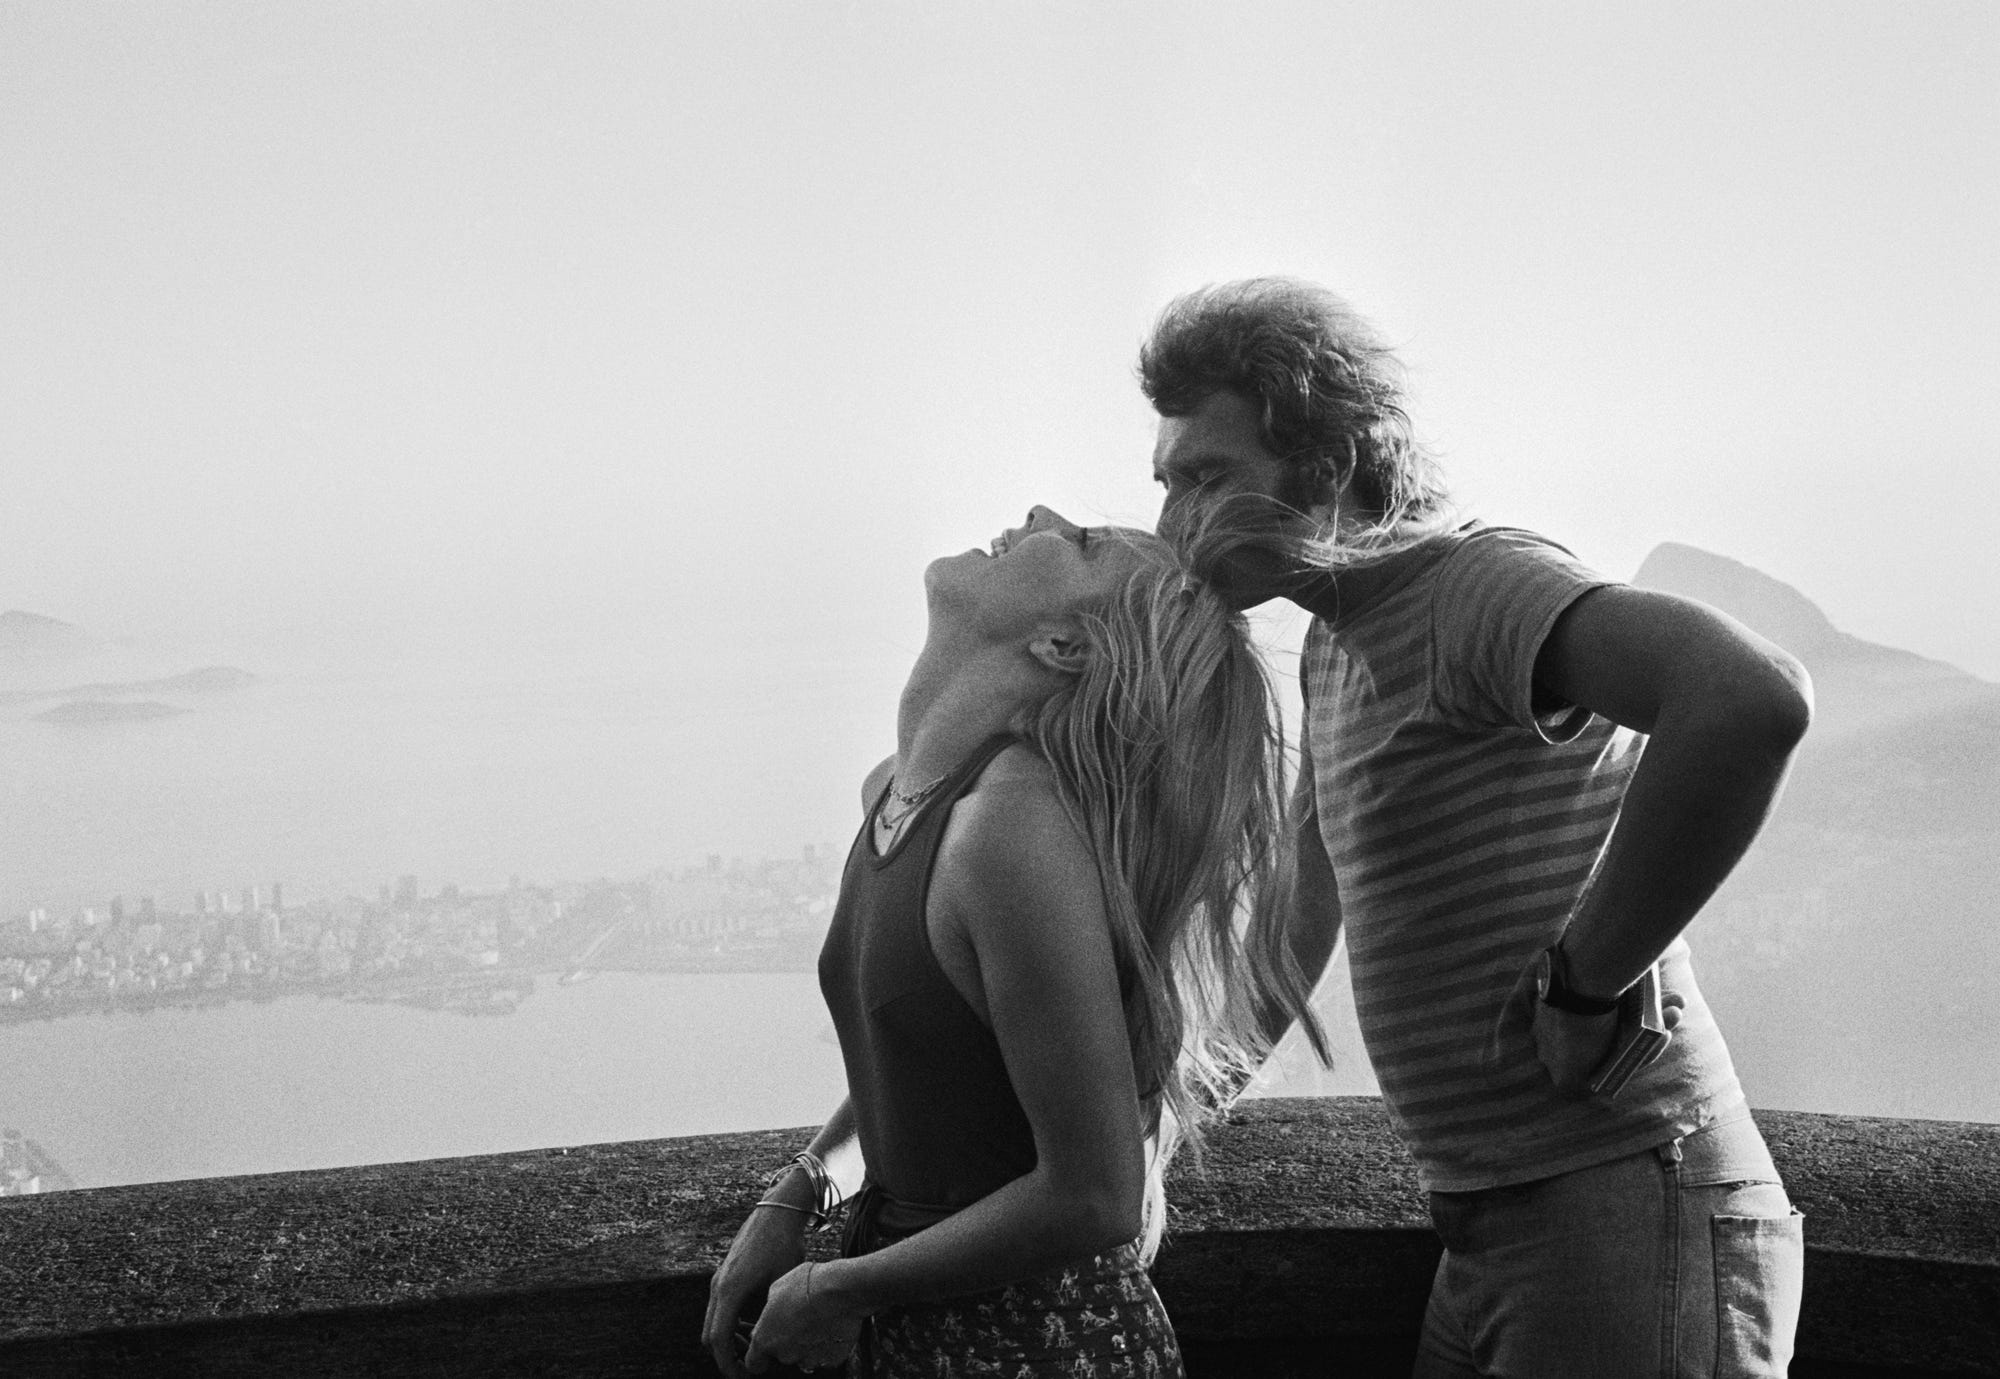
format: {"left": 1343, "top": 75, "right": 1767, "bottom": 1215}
{"left": 1021, "top": 518, "right": 1330, "bottom": 1257}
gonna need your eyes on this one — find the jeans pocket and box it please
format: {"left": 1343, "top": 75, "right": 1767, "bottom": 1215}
{"left": 1710, "top": 1201, "right": 1803, "bottom": 1378}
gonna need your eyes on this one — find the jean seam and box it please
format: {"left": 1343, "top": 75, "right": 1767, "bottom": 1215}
{"left": 1659, "top": 1144, "right": 1682, "bottom": 1379}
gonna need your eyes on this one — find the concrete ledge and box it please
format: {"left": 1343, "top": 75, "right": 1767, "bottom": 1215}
{"left": 1, "top": 1099, "right": 1993, "bottom": 1377}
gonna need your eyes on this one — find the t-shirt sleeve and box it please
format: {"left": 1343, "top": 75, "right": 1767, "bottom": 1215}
{"left": 1429, "top": 527, "right": 1615, "bottom": 741}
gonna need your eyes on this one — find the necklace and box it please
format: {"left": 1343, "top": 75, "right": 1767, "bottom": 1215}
{"left": 877, "top": 768, "right": 949, "bottom": 831}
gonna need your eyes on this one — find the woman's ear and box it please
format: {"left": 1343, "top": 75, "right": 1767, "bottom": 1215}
{"left": 1026, "top": 621, "right": 1094, "bottom": 677}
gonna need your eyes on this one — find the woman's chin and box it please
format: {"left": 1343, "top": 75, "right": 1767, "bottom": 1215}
{"left": 923, "top": 548, "right": 988, "bottom": 585}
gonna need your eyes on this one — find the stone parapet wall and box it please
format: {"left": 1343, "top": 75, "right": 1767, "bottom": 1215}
{"left": 0, "top": 1098, "right": 1992, "bottom": 1377}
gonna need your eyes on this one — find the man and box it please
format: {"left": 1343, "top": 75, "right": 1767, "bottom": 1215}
{"left": 1142, "top": 278, "right": 1809, "bottom": 1377}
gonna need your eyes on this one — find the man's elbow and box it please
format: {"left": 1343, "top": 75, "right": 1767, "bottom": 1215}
{"left": 1728, "top": 647, "right": 1814, "bottom": 758}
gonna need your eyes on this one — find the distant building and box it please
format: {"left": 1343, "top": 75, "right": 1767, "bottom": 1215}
{"left": 0, "top": 1128, "right": 77, "bottom": 1196}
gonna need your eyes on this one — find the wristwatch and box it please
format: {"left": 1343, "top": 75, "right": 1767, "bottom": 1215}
{"left": 1535, "top": 941, "right": 1620, "bottom": 1016}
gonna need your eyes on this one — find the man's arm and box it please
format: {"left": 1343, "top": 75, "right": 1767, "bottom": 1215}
{"left": 1535, "top": 583, "right": 1812, "bottom": 1003}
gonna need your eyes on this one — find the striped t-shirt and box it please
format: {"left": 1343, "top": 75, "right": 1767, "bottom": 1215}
{"left": 1303, "top": 524, "right": 1749, "bottom": 1192}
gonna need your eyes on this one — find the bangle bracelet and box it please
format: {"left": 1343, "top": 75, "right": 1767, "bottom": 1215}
{"left": 765, "top": 1149, "right": 843, "bottom": 1231}
{"left": 792, "top": 1149, "right": 844, "bottom": 1220}
{"left": 753, "top": 1197, "right": 817, "bottom": 1222}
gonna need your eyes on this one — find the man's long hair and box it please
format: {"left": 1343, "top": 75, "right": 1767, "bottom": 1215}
{"left": 1139, "top": 276, "right": 1455, "bottom": 567}
{"left": 1021, "top": 521, "right": 1329, "bottom": 1258}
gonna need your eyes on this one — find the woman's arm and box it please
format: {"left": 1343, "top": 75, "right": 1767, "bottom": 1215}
{"left": 703, "top": 1100, "right": 863, "bottom": 1377}
{"left": 745, "top": 762, "right": 1146, "bottom": 1367}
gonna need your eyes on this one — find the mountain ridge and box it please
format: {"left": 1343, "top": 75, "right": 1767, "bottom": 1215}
{"left": 1632, "top": 540, "right": 1998, "bottom": 1121}
{"left": 1633, "top": 542, "right": 1997, "bottom": 742}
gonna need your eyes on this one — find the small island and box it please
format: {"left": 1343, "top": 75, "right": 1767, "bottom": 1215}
{"left": 33, "top": 700, "right": 187, "bottom": 725}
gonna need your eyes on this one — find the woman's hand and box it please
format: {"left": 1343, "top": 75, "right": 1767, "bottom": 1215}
{"left": 703, "top": 1205, "right": 808, "bottom": 1377}
{"left": 745, "top": 1261, "right": 865, "bottom": 1375}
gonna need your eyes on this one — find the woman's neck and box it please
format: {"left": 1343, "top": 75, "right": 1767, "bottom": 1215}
{"left": 893, "top": 641, "right": 1039, "bottom": 785}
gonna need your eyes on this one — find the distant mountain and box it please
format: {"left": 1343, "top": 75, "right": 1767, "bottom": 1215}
{"left": 0, "top": 610, "right": 95, "bottom": 658}
{"left": 1634, "top": 544, "right": 1845, "bottom": 655}
{"left": 1635, "top": 543, "right": 2000, "bottom": 1122}
{"left": 1635, "top": 543, "right": 1999, "bottom": 743}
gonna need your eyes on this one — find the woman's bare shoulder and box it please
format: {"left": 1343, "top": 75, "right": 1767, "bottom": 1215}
{"left": 936, "top": 745, "right": 1098, "bottom": 922}
{"left": 957, "top": 744, "right": 1073, "bottom": 835}
{"left": 971, "top": 740, "right": 1060, "bottom": 789}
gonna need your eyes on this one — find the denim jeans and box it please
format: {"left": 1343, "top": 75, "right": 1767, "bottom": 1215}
{"left": 1413, "top": 1116, "right": 1804, "bottom": 1378}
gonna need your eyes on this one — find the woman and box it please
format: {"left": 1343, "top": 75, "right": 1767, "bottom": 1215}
{"left": 702, "top": 505, "right": 1325, "bottom": 1378}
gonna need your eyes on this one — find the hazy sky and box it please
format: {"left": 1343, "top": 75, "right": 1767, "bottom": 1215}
{"left": 5, "top": 2, "right": 1996, "bottom": 687}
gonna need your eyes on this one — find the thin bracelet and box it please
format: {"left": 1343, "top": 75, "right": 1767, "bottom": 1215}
{"left": 792, "top": 1151, "right": 840, "bottom": 1215}
{"left": 792, "top": 1149, "right": 845, "bottom": 1219}
{"left": 765, "top": 1149, "right": 842, "bottom": 1231}
{"left": 753, "top": 1197, "right": 818, "bottom": 1223}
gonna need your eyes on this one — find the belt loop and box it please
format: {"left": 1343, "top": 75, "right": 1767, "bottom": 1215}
{"left": 1656, "top": 1136, "right": 1684, "bottom": 1168}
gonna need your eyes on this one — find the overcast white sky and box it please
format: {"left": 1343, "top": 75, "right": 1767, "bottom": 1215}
{"left": 4, "top": 2, "right": 1996, "bottom": 682}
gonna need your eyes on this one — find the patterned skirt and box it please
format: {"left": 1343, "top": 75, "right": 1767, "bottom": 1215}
{"left": 842, "top": 1188, "right": 1184, "bottom": 1379}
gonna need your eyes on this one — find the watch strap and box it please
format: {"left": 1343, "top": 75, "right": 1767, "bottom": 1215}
{"left": 1539, "top": 941, "right": 1620, "bottom": 1016}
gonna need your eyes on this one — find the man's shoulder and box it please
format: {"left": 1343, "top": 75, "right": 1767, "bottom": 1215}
{"left": 1311, "top": 522, "right": 1593, "bottom": 627}
{"left": 1416, "top": 523, "right": 1617, "bottom": 635}
{"left": 1444, "top": 522, "right": 1599, "bottom": 576}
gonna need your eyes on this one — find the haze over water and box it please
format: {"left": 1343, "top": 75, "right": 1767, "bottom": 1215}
{"left": 0, "top": 639, "right": 895, "bottom": 920}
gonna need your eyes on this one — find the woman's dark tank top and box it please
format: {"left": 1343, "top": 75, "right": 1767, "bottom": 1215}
{"left": 818, "top": 734, "right": 1037, "bottom": 1212}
